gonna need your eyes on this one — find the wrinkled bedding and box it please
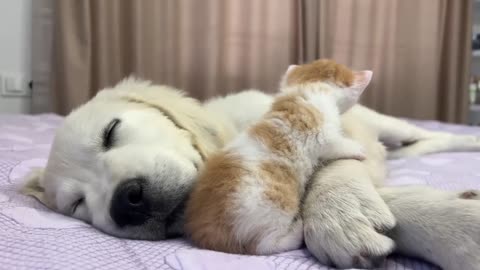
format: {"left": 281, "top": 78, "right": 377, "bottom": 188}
{"left": 1, "top": 114, "right": 479, "bottom": 270}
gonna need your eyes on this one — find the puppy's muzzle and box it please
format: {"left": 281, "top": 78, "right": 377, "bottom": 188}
{"left": 110, "top": 178, "right": 151, "bottom": 227}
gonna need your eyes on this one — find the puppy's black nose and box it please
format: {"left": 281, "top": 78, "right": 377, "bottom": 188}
{"left": 110, "top": 178, "right": 150, "bottom": 227}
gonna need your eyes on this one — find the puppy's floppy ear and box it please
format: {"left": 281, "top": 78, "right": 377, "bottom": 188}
{"left": 21, "top": 168, "right": 50, "bottom": 206}
{"left": 120, "top": 85, "right": 235, "bottom": 160}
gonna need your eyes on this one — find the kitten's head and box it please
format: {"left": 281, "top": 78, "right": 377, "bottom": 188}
{"left": 281, "top": 59, "right": 372, "bottom": 112}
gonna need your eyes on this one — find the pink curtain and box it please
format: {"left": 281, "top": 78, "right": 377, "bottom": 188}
{"left": 49, "top": 0, "right": 296, "bottom": 115}
{"left": 37, "top": 0, "right": 472, "bottom": 123}
{"left": 296, "top": 0, "right": 472, "bottom": 122}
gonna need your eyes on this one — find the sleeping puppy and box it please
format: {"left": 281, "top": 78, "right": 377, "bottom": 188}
{"left": 23, "top": 79, "right": 237, "bottom": 239}
{"left": 22, "top": 60, "right": 480, "bottom": 269}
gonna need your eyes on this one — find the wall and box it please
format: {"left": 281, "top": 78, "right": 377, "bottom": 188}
{"left": 0, "top": 0, "right": 32, "bottom": 114}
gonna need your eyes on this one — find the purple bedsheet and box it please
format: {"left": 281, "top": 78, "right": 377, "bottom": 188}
{"left": 1, "top": 114, "right": 479, "bottom": 270}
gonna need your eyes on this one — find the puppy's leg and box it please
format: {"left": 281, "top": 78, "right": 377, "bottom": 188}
{"left": 387, "top": 133, "right": 480, "bottom": 158}
{"left": 349, "top": 105, "right": 429, "bottom": 144}
{"left": 305, "top": 163, "right": 480, "bottom": 269}
{"left": 303, "top": 160, "right": 396, "bottom": 269}
{"left": 379, "top": 186, "right": 480, "bottom": 270}
{"left": 350, "top": 105, "right": 480, "bottom": 158}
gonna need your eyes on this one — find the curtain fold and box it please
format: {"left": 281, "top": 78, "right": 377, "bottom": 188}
{"left": 437, "top": 0, "right": 472, "bottom": 122}
{"left": 296, "top": 0, "right": 472, "bottom": 123}
{"left": 37, "top": 0, "right": 472, "bottom": 123}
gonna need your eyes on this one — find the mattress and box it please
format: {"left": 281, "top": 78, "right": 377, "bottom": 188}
{"left": 1, "top": 114, "right": 479, "bottom": 270}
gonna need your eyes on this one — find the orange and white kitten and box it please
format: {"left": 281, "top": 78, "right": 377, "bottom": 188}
{"left": 185, "top": 60, "right": 373, "bottom": 255}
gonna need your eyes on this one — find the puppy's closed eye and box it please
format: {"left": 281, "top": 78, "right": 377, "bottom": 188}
{"left": 103, "top": 118, "right": 121, "bottom": 149}
{"left": 71, "top": 197, "right": 84, "bottom": 214}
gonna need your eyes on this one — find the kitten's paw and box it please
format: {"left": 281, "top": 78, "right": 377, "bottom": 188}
{"left": 349, "top": 149, "right": 367, "bottom": 161}
{"left": 342, "top": 141, "right": 367, "bottom": 161}
{"left": 304, "top": 182, "right": 396, "bottom": 268}
{"left": 327, "top": 138, "right": 367, "bottom": 161}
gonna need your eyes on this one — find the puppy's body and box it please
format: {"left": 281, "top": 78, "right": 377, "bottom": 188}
{"left": 23, "top": 60, "right": 480, "bottom": 269}
{"left": 186, "top": 61, "right": 371, "bottom": 254}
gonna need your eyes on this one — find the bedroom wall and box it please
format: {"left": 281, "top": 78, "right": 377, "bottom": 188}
{"left": 0, "top": 0, "right": 32, "bottom": 114}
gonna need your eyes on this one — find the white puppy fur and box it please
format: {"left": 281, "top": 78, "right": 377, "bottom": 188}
{"left": 23, "top": 78, "right": 480, "bottom": 269}
{"left": 23, "top": 78, "right": 236, "bottom": 239}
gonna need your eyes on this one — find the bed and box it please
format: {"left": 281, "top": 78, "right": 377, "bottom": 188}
{"left": 1, "top": 114, "right": 479, "bottom": 270}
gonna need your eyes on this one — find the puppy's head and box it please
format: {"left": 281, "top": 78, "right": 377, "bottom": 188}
{"left": 22, "top": 78, "right": 234, "bottom": 239}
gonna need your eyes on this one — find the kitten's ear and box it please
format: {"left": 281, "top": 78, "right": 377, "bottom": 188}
{"left": 349, "top": 70, "right": 373, "bottom": 96}
{"left": 286, "top": 65, "right": 299, "bottom": 75}
{"left": 337, "top": 70, "right": 373, "bottom": 113}
{"left": 280, "top": 65, "right": 299, "bottom": 88}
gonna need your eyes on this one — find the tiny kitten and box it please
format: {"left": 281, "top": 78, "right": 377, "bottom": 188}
{"left": 185, "top": 59, "right": 373, "bottom": 255}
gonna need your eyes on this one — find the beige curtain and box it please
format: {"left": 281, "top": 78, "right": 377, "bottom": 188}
{"left": 50, "top": 0, "right": 296, "bottom": 115}
{"left": 42, "top": 0, "right": 471, "bottom": 122}
{"left": 296, "top": 0, "right": 472, "bottom": 123}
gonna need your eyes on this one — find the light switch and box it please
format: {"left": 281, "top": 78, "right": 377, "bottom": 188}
{"left": 0, "top": 73, "right": 30, "bottom": 97}
{"left": 5, "top": 77, "right": 16, "bottom": 91}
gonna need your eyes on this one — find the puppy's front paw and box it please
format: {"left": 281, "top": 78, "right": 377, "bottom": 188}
{"left": 303, "top": 182, "right": 396, "bottom": 268}
{"left": 305, "top": 219, "right": 395, "bottom": 268}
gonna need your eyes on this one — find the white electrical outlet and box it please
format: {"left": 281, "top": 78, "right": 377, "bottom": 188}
{"left": 0, "top": 73, "right": 30, "bottom": 97}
